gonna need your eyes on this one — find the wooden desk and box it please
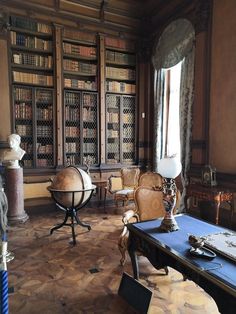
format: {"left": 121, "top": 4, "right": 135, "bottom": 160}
{"left": 92, "top": 179, "right": 107, "bottom": 203}
{"left": 127, "top": 215, "right": 236, "bottom": 314}
{"left": 185, "top": 184, "right": 234, "bottom": 225}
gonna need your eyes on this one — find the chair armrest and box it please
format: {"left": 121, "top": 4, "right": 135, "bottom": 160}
{"left": 122, "top": 209, "right": 139, "bottom": 225}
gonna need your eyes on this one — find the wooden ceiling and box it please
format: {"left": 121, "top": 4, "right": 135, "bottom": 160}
{"left": 0, "top": 0, "right": 198, "bottom": 36}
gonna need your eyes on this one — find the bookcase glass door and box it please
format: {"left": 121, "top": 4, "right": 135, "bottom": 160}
{"left": 122, "top": 96, "right": 136, "bottom": 164}
{"left": 106, "top": 94, "right": 121, "bottom": 164}
{"left": 35, "top": 88, "right": 54, "bottom": 167}
{"left": 14, "top": 86, "right": 34, "bottom": 168}
{"left": 64, "top": 90, "right": 81, "bottom": 165}
{"left": 106, "top": 94, "right": 136, "bottom": 165}
{"left": 82, "top": 92, "right": 98, "bottom": 164}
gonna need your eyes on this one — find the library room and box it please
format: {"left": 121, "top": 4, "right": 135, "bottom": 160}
{"left": 0, "top": 0, "right": 235, "bottom": 313}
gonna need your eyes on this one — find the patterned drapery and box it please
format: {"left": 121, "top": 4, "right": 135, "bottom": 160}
{"left": 179, "top": 47, "right": 195, "bottom": 209}
{"left": 153, "top": 69, "right": 165, "bottom": 171}
{"left": 152, "top": 19, "right": 195, "bottom": 70}
{"left": 153, "top": 19, "right": 195, "bottom": 211}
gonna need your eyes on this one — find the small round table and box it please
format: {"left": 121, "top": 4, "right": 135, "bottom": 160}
{"left": 48, "top": 185, "right": 96, "bottom": 245}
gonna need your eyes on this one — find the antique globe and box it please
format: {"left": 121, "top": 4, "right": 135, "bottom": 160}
{"left": 47, "top": 166, "right": 96, "bottom": 245}
{"left": 48, "top": 166, "right": 96, "bottom": 209}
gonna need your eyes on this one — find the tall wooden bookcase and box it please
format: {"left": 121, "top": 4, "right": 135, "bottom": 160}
{"left": 105, "top": 37, "right": 137, "bottom": 165}
{"left": 62, "top": 28, "right": 99, "bottom": 166}
{"left": 8, "top": 15, "right": 138, "bottom": 173}
{"left": 10, "top": 16, "right": 55, "bottom": 169}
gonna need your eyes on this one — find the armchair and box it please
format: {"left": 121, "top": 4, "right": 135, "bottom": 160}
{"left": 138, "top": 171, "right": 163, "bottom": 189}
{"left": 104, "top": 167, "right": 140, "bottom": 209}
{"left": 118, "top": 184, "right": 181, "bottom": 266}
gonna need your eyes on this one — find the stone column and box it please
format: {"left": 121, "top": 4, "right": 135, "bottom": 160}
{"left": 5, "top": 167, "right": 28, "bottom": 223}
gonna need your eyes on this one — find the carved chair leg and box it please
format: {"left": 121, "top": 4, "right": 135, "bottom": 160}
{"left": 118, "top": 228, "right": 129, "bottom": 266}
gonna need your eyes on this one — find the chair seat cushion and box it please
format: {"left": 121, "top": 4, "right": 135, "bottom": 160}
{"left": 115, "top": 189, "right": 134, "bottom": 196}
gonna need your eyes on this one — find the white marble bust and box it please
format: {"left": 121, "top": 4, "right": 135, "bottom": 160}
{"left": 3, "top": 134, "right": 25, "bottom": 169}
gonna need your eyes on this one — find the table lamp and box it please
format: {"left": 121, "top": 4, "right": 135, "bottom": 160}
{"left": 158, "top": 155, "right": 182, "bottom": 232}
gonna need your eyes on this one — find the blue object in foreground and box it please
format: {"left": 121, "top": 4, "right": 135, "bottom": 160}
{"left": 0, "top": 269, "right": 8, "bottom": 314}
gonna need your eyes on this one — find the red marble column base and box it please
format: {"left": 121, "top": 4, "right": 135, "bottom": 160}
{"left": 5, "top": 167, "right": 29, "bottom": 224}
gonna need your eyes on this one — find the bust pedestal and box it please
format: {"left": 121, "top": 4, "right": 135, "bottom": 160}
{"left": 5, "top": 167, "right": 28, "bottom": 223}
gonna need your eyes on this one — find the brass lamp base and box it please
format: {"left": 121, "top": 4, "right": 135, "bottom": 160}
{"left": 159, "top": 217, "right": 179, "bottom": 232}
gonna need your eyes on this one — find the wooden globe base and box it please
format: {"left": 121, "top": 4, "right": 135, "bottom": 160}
{"left": 50, "top": 205, "right": 91, "bottom": 245}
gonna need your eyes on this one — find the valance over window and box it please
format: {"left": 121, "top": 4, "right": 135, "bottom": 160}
{"left": 152, "top": 19, "right": 195, "bottom": 70}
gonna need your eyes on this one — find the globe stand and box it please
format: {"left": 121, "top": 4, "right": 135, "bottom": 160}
{"left": 159, "top": 178, "right": 179, "bottom": 232}
{"left": 48, "top": 187, "right": 96, "bottom": 245}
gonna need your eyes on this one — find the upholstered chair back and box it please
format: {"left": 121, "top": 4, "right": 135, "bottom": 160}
{"left": 138, "top": 172, "right": 163, "bottom": 189}
{"left": 134, "top": 186, "right": 165, "bottom": 221}
{"left": 121, "top": 168, "right": 140, "bottom": 189}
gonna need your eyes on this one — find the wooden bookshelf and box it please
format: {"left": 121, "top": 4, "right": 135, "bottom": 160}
{"left": 10, "top": 16, "right": 55, "bottom": 169}
{"left": 64, "top": 90, "right": 98, "bottom": 166}
{"left": 9, "top": 17, "right": 138, "bottom": 172}
{"left": 63, "top": 28, "right": 99, "bottom": 166}
{"left": 105, "top": 37, "right": 137, "bottom": 165}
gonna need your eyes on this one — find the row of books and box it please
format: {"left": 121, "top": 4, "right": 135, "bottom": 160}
{"left": 37, "top": 107, "right": 53, "bottom": 120}
{"left": 107, "top": 130, "right": 119, "bottom": 138}
{"left": 105, "top": 37, "right": 135, "bottom": 51}
{"left": 14, "top": 87, "right": 32, "bottom": 101}
{"left": 106, "top": 81, "right": 136, "bottom": 94}
{"left": 63, "top": 43, "right": 96, "bottom": 58}
{"left": 21, "top": 142, "right": 33, "bottom": 153}
{"left": 37, "top": 159, "right": 53, "bottom": 167}
{"left": 11, "top": 16, "right": 52, "bottom": 34}
{"left": 123, "top": 143, "right": 135, "bottom": 152}
{"left": 13, "top": 53, "right": 53, "bottom": 68}
{"left": 13, "top": 71, "right": 53, "bottom": 86}
{"left": 14, "top": 88, "right": 53, "bottom": 102}
{"left": 63, "top": 29, "right": 96, "bottom": 44}
{"left": 107, "top": 143, "right": 119, "bottom": 153}
{"left": 106, "top": 67, "right": 135, "bottom": 80}
{"left": 37, "top": 125, "right": 53, "bottom": 137}
{"left": 65, "top": 107, "right": 80, "bottom": 121}
{"left": 83, "top": 108, "right": 96, "bottom": 122}
{"left": 106, "top": 50, "right": 135, "bottom": 65}
{"left": 123, "top": 127, "right": 135, "bottom": 138}
{"left": 65, "top": 126, "right": 80, "bottom": 137}
{"left": 107, "top": 113, "right": 119, "bottom": 123}
{"left": 11, "top": 32, "right": 52, "bottom": 51}
{"left": 64, "top": 59, "right": 97, "bottom": 75}
{"left": 66, "top": 155, "right": 78, "bottom": 165}
{"left": 65, "top": 142, "right": 78, "bottom": 153}
{"left": 23, "top": 160, "right": 33, "bottom": 167}
{"left": 65, "top": 92, "right": 80, "bottom": 105}
{"left": 123, "top": 113, "right": 134, "bottom": 124}
{"left": 107, "top": 96, "right": 119, "bottom": 108}
{"left": 37, "top": 143, "right": 53, "bottom": 154}
{"left": 16, "top": 124, "right": 32, "bottom": 136}
{"left": 83, "top": 143, "right": 96, "bottom": 154}
{"left": 83, "top": 128, "right": 96, "bottom": 138}
{"left": 64, "top": 78, "right": 97, "bottom": 90}
{"left": 36, "top": 90, "right": 53, "bottom": 103}
{"left": 15, "top": 103, "right": 32, "bottom": 119}
{"left": 83, "top": 94, "right": 97, "bottom": 106}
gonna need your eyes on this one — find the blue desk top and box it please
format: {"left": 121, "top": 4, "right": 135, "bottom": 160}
{"left": 132, "top": 215, "right": 236, "bottom": 291}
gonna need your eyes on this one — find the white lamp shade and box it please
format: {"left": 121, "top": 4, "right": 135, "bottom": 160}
{"left": 158, "top": 156, "right": 182, "bottom": 179}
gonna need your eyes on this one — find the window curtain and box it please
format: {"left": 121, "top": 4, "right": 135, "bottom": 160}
{"left": 179, "top": 47, "right": 195, "bottom": 209}
{"left": 153, "top": 69, "right": 165, "bottom": 171}
{"left": 152, "top": 19, "right": 195, "bottom": 210}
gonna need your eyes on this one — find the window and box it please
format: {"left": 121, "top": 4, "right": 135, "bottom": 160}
{"left": 161, "top": 61, "right": 182, "bottom": 158}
